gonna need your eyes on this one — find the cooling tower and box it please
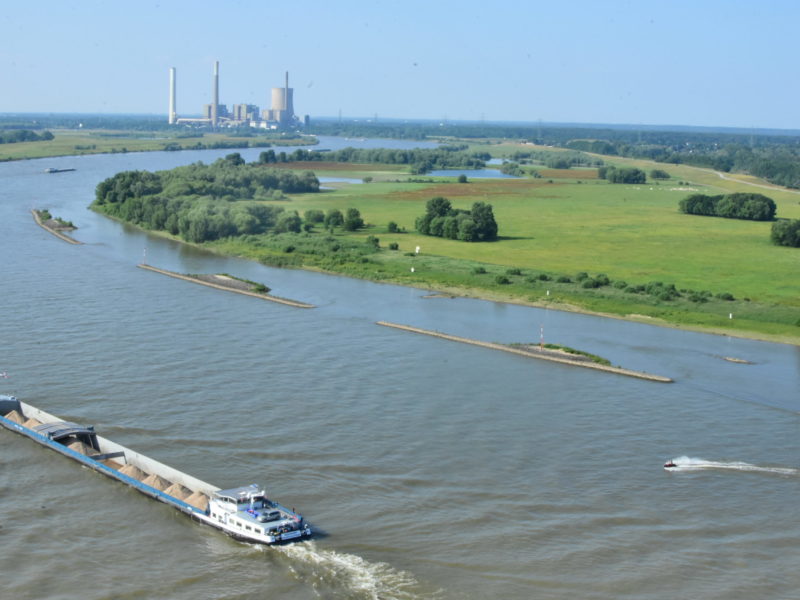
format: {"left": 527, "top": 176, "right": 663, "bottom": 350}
{"left": 269, "top": 72, "right": 294, "bottom": 124}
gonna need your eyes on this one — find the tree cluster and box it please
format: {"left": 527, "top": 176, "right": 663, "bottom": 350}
{"left": 0, "top": 129, "right": 54, "bottom": 144}
{"left": 258, "top": 146, "right": 485, "bottom": 174}
{"left": 598, "top": 166, "right": 646, "bottom": 183}
{"left": 92, "top": 154, "right": 321, "bottom": 243}
{"left": 679, "top": 193, "right": 776, "bottom": 221}
{"left": 415, "top": 197, "right": 498, "bottom": 242}
{"left": 771, "top": 219, "right": 800, "bottom": 247}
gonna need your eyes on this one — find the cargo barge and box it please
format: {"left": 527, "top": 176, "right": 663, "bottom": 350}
{"left": 0, "top": 395, "right": 312, "bottom": 544}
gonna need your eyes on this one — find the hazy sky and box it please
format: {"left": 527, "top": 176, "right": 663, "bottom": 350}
{"left": 3, "top": 0, "right": 798, "bottom": 129}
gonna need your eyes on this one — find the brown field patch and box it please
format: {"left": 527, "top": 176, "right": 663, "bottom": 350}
{"left": 538, "top": 168, "right": 598, "bottom": 179}
{"left": 264, "top": 161, "right": 402, "bottom": 172}
{"left": 388, "top": 179, "right": 552, "bottom": 201}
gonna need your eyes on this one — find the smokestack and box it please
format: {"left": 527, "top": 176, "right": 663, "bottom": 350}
{"left": 212, "top": 61, "right": 219, "bottom": 127}
{"left": 284, "top": 71, "right": 289, "bottom": 110}
{"left": 168, "top": 67, "right": 176, "bottom": 125}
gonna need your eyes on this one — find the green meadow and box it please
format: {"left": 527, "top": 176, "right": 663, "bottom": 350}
{"left": 214, "top": 154, "right": 800, "bottom": 343}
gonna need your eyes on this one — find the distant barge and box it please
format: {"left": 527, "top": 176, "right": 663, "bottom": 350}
{"left": 0, "top": 395, "right": 311, "bottom": 544}
{"left": 44, "top": 168, "right": 76, "bottom": 173}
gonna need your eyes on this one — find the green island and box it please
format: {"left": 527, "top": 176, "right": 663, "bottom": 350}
{"left": 508, "top": 343, "right": 611, "bottom": 366}
{"left": 31, "top": 209, "right": 81, "bottom": 245}
{"left": 87, "top": 139, "right": 800, "bottom": 345}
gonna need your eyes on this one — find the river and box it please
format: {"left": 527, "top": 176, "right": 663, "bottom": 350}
{"left": 1, "top": 138, "right": 798, "bottom": 599}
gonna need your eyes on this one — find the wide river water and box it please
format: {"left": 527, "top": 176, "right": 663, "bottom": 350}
{"left": 1, "top": 138, "right": 798, "bottom": 599}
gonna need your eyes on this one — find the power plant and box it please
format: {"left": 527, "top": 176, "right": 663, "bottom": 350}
{"left": 170, "top": 61, "right": 301, "bottom": 129}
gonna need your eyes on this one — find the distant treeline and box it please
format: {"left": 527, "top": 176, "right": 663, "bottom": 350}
{"left": 678, "top": 193, "right": 777, "bottom": 221}
{"left": 258, "top": 145, "right": 486, "bottom": 174}
{"left": 0, "top": 129, "right": 54, "bottom": 144}
{"left": 307, "top": 121, "right": 800, "bottom": 189}
{"left": 92, "top": 153, "right": 320, "bottom": 243}
{"left": 502, "top": 149, "right": 603, "bottom": 169}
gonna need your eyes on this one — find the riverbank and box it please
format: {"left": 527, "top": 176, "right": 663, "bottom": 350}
{"left": 1, "top": 130, "right": 317, "bottom": 162}
{"left": 377, "top": 321, "right": 674, "bottom": 382}
{"left": 137, "top": 264, "right": 314, "bottom": 308}
{"left": 207, "top": 234, "right": 800, "bottom": 347}
{"left": 31, "top": 209, "right": 81, "bottom": 245}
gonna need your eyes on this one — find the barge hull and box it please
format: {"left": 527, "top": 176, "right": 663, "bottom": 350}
{"left": 0, "top": 396, "right": 310, "bottom": 543}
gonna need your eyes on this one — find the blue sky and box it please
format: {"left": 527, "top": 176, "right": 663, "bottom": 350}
{"left": 3, "top": 0, "right": 799, "bottom": 129}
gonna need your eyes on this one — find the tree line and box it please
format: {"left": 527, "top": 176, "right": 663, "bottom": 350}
{"left": 415, "top": 197, "right": 498, "bottom": 242}
{"left": 598, "top": 166, "right": 646, "bottom": 183}
{"left": 678, "top": 193, "right": 777, "bottom": 221}
{"left": 258, "top": 145, "right": 486, "bottom": 174}
{"left": 0, "top": 129, "right": 54, "bottom": 144}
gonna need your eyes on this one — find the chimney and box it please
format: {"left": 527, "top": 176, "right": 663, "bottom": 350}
{"left": 168, "top": 67, "right": 176, "bottom": 124}
{"left": 212, "top": 61, "right": 219, "bottom": 127}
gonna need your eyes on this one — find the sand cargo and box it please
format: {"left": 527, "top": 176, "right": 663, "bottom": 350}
{"left": 0, "top": 395, "right": 311, "bottom": 544}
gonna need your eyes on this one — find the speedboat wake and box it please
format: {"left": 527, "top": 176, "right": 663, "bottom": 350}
{"left": 664, "top": 456, "right": 798, "bottom": 476}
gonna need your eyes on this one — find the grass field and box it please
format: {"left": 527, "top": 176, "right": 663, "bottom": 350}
{"left": 240, "top": 151, "right": 800, "bottom": 343}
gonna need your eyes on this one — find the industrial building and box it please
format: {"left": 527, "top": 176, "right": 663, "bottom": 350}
{"left": 170, "top": 62, "right": 300, "bottom": 129}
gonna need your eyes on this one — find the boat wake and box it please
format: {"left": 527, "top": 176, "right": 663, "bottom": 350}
{"left": 666, "top": 456, "right": 799, "bottom": 476}
{"left": 270, "top": 541, "right": 434, "bottom": 600}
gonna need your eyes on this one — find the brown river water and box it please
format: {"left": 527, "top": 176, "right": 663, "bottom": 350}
{"left": 1, "top": 140, "right": 798, "bottom": 599}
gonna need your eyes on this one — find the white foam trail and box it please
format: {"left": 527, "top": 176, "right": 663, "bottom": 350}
{"left": 668, "top": 456, "right": 799, "bottom": 476}
{"left": 271, "top": 540, "right": 431, "bottom": 600}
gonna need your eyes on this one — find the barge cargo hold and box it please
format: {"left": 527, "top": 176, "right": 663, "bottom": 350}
{"left": 0, "top": 395, "right": 311, "bottom": 544}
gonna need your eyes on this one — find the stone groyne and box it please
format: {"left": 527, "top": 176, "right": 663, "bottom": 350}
{"left": 137, "top": 264, "right": 315, "bottom": 308}
{"left": 31, "top": 209, "right": 82, "bottom": 245}
{"left": 377, "top": 321, "right": 673, "bottom": 383}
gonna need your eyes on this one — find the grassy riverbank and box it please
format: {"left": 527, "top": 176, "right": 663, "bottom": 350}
{"left": 85, "top": 140, "right": 799, "bottom": 344}
{"left": 0, "top": 129, "right": 314, "bottom": 161}
{"left": 201, "top": 152, "right": 799, "bottom": 344}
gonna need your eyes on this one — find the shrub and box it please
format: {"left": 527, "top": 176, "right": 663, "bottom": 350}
{"left": 771, "top": 219, "right": 800, "bottom": 247}
{"left": 366, "top": 235, "right": 380, "bottom": 248}
{"left": 594, "top": 274, "right": 610, "bottom": 286}
{"left": 304, "top": 209, "right": 324, "bottom": 223}
{"left": 495, "top": 275, "right": 511, "bottom": 285}
{"left": 506, "top": 268, "right": 522, "bottom": 276}
{"left": 387, "top": 221, "right": 399, "bottom": 233}
{"left": 716, "top": 292, "right": 735, "bottom": 301}
{"left": 582, "top": 278, "right": 600, "bottom": 288}
{"left": 575, "top": 271, "right": 589, "bottom": 281}
{"left": 472, "top": 266, "right": 487, "bottom": 274}
{"left": 388, "top": 242, "right": 399, "bottom": 250}
{"left": 556, "top": 275, "right": 571, "bottom": 283}
{"left": 457, "top": 174, "right": 468, "bottom": 183}
{"left": 283, "top": 245, "right": 295, "bottom": 253}
{"left": 343, "top": 207, "right": 364, "bottom": 231}
{"left": 613, "top": 280, "right": 627, "bottom": 289}
{"left": 537, "top": 273, "right": 551, "bottom": 281}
